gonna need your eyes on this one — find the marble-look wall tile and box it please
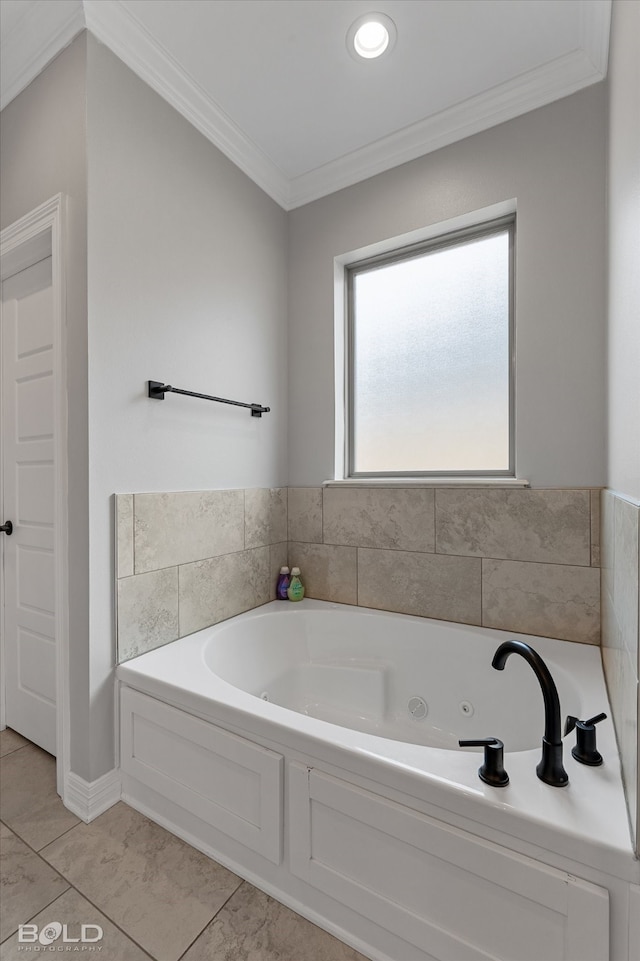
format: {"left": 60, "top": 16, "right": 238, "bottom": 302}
{"left": 323, "top": 488, "right": 435, "bottom": 552}
{"left": 602, "top": 646, "right": 638, "bottom": 846}
{"left": 590, "top": 490, "right": 601, "bottom": 567}
{"left": 270, "top": 542, "right": 288, "bottom": 596}
{"left": 600, "top": 490, "right": 640, "bottom": 853}
{"left": 600, "top": 489, "right": 615, "bottom": 622}
{"left": 358, "top": 548, "right": 481, "bottom": 624}
{"left": 245, "top": 487, "right": 287, "bottom": 548}
{"left": 436, "top": 489, "right": 591, "bottom": 565}
{"left": 134, "top": 490, "right": 244, "bottom": 573}
{"left": 115, "top": 494, "right": 134, "bottom": 578}
{"left": 288, "top": 542, "right": 357, "bottom": 605}
{"left": 614, "top": 497, "right": 639, "bottom": 664}
{"left": 117, "top": 568, "right": 179, "bottom": 661}
{"left": 482, "top": 559, "right": 600, "bottom": 644}
{"left": 288, "top": 488, "right": 323, "bottom": 543}
{"left": 179, "top": 548, "right": 271, "bottom": 636}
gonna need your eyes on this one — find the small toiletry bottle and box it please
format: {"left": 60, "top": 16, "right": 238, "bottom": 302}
{"left": 276, "top": 566, "right": 290, "bottom": 600}
{"left": 287, "top": 567, "right": 305, "bottom": 602}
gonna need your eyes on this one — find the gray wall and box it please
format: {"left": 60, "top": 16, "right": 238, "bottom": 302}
{"left": 288, "top": 84, "right": 607, "bottom": 488}
{"left": 602, "top": 0, "right": 640, "bottom": 853}
{"left": 1, "top": 34, "right": 289, "bottom": 782}
{"left": 607, "top": 0, "right": 640, "bottom": 502}
{"left": 85, "top": 38, "right": 289, "bottom": 779}
{"left": 0, "top": 35, "right": 92, "bottom": 780}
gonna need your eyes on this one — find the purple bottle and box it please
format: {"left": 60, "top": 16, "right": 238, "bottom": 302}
{"left": 276, "top": 566, "right": 290, "bottom": 600}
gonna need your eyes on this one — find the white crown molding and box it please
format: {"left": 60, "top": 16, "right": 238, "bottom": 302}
{"left": 287, "top": 42, "right": 610, "bottom": 209}
{"left": 64, "top": 768, "right": 121, "bottom": 822}
{"left": 0, "top": 0, "right": 85, "bottom": 111}
{"left": 1, "top": 0, "right": 611, "bottom": 210}
{"left": 82, "top": 0, "right": 290, "bottom": 209}
{"left": 580, "top": 0, "right": 612, "bottom": 74}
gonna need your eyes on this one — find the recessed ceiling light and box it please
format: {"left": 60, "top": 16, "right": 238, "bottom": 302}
{"left": 347, "top": 13, "right": 397, "bottom": 61}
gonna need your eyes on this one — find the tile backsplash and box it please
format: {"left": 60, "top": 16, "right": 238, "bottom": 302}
{"left": 115, "top": 489, "right": 287, "bottom": 661}
{"left": 601, "top": 489, "right": 639, "bottom": 850}
{"left": 289, "top": 486, "right": 601, "bottom": 645}
{"left": 116, "top": 486, "right": 602, "bottom": 664}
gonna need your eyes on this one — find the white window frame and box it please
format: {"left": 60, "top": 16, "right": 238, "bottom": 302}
{"left": 334, "top": 204, "right": 517, "bottom": 484}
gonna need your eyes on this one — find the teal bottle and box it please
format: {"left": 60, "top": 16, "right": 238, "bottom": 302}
{"left": 287, "top": 567, "right": 305, "bottom": 601}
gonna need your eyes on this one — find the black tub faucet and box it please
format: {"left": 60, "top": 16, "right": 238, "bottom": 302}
{"left": 492, "top": 639, "right": 569, "bottom": 787}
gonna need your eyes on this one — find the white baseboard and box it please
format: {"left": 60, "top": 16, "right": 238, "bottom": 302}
{"left": 64, "top": 768, "right": 121, "bottom": 822}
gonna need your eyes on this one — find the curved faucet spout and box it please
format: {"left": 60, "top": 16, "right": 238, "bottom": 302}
{"left": 492, "top": 639, "right": 568, "bottom": 787}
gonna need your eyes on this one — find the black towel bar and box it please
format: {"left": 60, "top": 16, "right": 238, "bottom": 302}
{"left": 148, "top": 381, "right": 270, "bottom": 417}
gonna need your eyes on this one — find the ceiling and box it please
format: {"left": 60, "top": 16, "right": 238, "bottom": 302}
{"left": 0, "top": 0, "right": 611, "bottom": 209}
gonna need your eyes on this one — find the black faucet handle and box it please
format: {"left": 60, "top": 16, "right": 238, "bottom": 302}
{"left": 458, "top": 737, "right": 509, "bottom": 787}
{"left": 564, "top": 713, "right": 607, "bottom": 766}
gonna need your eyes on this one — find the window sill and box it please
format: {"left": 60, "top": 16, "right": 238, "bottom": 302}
{"left": 323, "top": 477, "right": 530, "bottom": 488}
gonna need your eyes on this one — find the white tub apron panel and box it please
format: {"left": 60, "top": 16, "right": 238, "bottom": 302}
{"left": 120, "top": 687, "right": 283, "bottom": 864}
{"left": 289, "top": 763, "right": 609, "bottom": 961}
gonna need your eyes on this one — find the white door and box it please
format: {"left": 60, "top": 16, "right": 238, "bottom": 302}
{"left": 1, "top": 256, "right": 57, "bottom": 754}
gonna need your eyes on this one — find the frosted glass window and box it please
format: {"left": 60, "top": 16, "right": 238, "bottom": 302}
{"left": 348, "top": 221, "right": 513, "bottom": 475}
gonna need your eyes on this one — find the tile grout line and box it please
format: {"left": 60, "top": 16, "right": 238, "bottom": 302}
{"left": 3, "top": 799, "right": 157, "bottom": 960}
{"left": 132, "top": 493, "right": 136, "bottom": 575}
{"left": 0, "top": 740, "right": 32, "bottom": 759}
{"left": 35, "top": 817, "right": 86, "bottom": 855}
{"left": 243, "top": 488, "right": 247, "bottom": 551}
{"left": 58, "top": 883, "right": 157, "bottom": 961}
{"left": 0, "top": 884, "right": 73, "bottom": 947}
{"left": 177, "top": 562, "right": 181, "bottom": 638}
{"left": 434, "top": 489, "right": 438, "bottom": 554}
{"left": 175, "top": 879, "right": 246, "bottom": 961}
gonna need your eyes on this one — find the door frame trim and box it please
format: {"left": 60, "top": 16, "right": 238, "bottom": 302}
{"left": 1, "top": 194, "right": 69, "bottom": 797}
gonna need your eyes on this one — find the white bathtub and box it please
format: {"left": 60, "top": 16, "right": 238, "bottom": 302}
{"left": 117, "top": 600, "right": 637, "bottom": 961}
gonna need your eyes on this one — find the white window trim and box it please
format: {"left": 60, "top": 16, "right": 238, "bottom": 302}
{"left": 333, "top": 199, "right": 518, "bottom": 485}
{"left": 323, "top": 477, "right": 530, "bottom": 488}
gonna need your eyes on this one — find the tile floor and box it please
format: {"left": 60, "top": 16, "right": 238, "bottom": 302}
{"left": 0, "top": 728, "right": 367, "bottom": 961}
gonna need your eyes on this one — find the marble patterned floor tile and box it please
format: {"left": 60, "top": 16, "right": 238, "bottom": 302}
{"left": 288, "top": 487, "right": 323, "bottom": 544}
{"left": 182, "top": 882, "right": 368, "bottom": 961}
{"left": 40, "top": 802, "right": 242, "bottom": 961}
{"left": 323, "top": 487, "right": 435, "bottom": 552}
{"left": 0, "top": 823, "right": 69, "bottom": 942}
{"left": 0, "top": 729, "right": 29, "bottom": 758}
{"left": 0, "top": 744, "right": 80, "bottom": 850}
{"left": 0, "top": 886, "right": 153, "bottom": 961}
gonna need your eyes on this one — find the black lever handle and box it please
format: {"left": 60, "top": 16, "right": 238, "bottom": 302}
{"left": 0, "top": 521, "right": 12, "bottom": 535}
{"left": 459, "top": 737, "right": 509, "bottom": 787}
{"left": 564, "top": 713, "right": 606, "bottom": 766}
